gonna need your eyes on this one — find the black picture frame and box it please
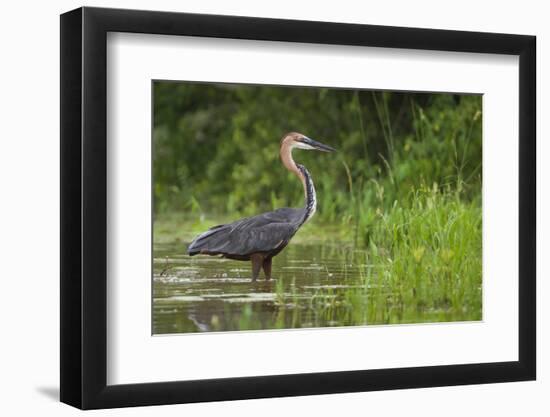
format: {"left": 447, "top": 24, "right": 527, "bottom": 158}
{"left": 60, "top": 6, "right": 536, "bottom": 410}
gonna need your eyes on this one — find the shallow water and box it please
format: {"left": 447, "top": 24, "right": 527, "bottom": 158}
{"left": 153, "top": 241, "right": 375, "bottom": 334}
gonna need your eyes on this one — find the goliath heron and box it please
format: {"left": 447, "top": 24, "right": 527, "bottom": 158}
{"left": 187, "top": 132, "right": 336, "bottom": 281}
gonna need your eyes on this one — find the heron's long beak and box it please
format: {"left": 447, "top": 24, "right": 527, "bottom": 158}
{"left": 303, "top": 137, "right": 336, "bottom": 152}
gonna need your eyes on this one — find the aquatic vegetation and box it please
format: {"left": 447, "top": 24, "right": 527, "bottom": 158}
{"left": 153, "top": 187, "right": 481, "bottom": 333}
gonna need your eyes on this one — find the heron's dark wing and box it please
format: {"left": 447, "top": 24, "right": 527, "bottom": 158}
{"left": 187, "top": 208, "right": 303, "bottom": 256}
{"left": 226, "top": 221, "right": 298, "bottom": 256}
{"left": 186, "top": 224, "right": 230, "bottom": 255}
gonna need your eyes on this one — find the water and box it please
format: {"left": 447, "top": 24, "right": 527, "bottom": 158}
{"left": 153, "top": 241, "right": 374, "bottom": 334}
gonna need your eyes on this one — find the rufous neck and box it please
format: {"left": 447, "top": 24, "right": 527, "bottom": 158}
{"left": 280, "top": 143, "right": 317, "bottom": 221}
{"left": 280, "top": 142, "right": 305, "bottom": 194}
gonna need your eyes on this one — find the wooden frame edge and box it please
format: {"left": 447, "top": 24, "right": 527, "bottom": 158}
{"left": 60, "top": 6, "right": 536, "bottom": 409}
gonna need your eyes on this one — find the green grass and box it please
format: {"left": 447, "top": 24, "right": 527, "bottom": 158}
{"left": 365, "top": 188, "right": 482, "bottom": 324}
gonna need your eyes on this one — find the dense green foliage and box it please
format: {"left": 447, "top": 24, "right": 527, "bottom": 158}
{"left": 153, "top": 82, "right": 482, "bottom": 231}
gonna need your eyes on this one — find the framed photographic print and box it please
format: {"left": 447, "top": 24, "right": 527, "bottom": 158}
{"left": 60, "top": 6, "right": 536, "bottom": 409}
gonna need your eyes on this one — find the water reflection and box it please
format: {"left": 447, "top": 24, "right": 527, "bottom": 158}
{"left": 153, "top": 241, "right": 371, "bottom": 334}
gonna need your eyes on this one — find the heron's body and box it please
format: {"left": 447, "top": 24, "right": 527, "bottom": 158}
{"left": 187, "top": 132, "right": 334, "bottom": 281}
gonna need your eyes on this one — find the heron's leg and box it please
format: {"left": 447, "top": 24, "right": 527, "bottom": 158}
{"left": 262, "top": 258, "right": 272, "bottom": 280}
{"left": 250, "top": 254, "right": 263, "bottom": 282}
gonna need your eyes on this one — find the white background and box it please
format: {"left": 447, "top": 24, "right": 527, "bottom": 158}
{"left": 108, "top": 34, "right": 518, "bottom": 384}
{"left": 0, "top": 0, "right": 546, "bottom": 416}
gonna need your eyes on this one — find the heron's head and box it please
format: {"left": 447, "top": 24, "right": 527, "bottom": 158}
{"left": 281, "top": 132, "right": 336, "bottom": 153}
